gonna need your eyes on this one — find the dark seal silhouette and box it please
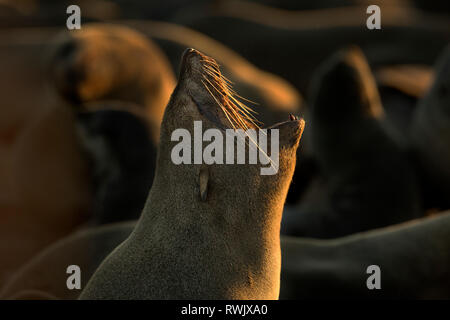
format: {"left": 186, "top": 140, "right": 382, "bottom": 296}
{"left": 282, "top": 47, "right": 422, "bottom": 238}
{"left": 76, "top": 104, "right": 157, "bottom": 225}
{"left": 281, "top": 210, "right": 450, "bottom": 299}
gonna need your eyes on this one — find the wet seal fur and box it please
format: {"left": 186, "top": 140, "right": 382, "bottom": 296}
{"left": 80, "top": 49, "right": 304, "bottom": 300}
{"left": 282, "top": 47, "right": 422, "bottom": 238}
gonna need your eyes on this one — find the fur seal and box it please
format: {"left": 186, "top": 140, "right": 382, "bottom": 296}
{"left": 280, "top": 210, "right": 450, "bottom": 299}
{"left": 0, "top": 33, "right": 95, "bottom": 287}
{"left": 80, "top": 49, "right": 304, "bottom": 299}
{"left": 0, "top": 34, "right": 56, "bottom": 204}
{"left": 281, "top": 47, "right": 422, "bottom": 238}
{"left": 0, "top": 221, "right": 134, "bottom": 300}
{"left": 375, "top": 65, "right": 433, "bottom": 148}
{"left": 5, "top": 209, "right": 450, "bottom": 300}
{"left": 410, "top": 45, "right": 450, "bottom": 211}
{"left": 119, "top": 20, "right": 311, "bottom": 202}
{"left": 168, "top": 5, "right": 449, "bottom": 201}
{"left": 0, "top": 104, "right": 92, "bottom": 288}
{"left": 49, "top": 24, "right": 176, "bottom": 140}
{"left": 75, "top": 103, "right": 158, "bottom": 225}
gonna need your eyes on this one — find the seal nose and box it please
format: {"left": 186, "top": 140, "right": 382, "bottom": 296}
{"left": 180, "top": 48, "right": 205, "bottom": 77}
{"left": 181, "top": 48, "right": 202, "bottom": 64}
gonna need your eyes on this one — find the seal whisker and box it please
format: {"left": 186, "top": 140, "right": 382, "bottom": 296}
{"left": 201, "top": 79, "right": 237, "bottom": 130}
{"left": 201, "top": 78, "right": 271, "bottom": 164}
{"left": 204, "top": 65, "right": 234, "bottom": 85}
{"left": 201, "top": 72, "right": 258, "bottom": 130}
{"left": 229, "top": 89, "right": 260, "bottom": 107}
{"left": 228, "top": 100, "right": 262, "bottom": 130}
{"left": 201, "top": 75, "right": 244, "bottom": 128}
{"left": 200, "top": 59, "right": 257, "bottom": 117}
{"left": 228, "top": 94, "right": 262, "bottom": 126}
{"left": 198, "top": 53, "right": 276, "bottom": 163}
{"left": 201, "top": 77, "right": 268, "bottom": 160}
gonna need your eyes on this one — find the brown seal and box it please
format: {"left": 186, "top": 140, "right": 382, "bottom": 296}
{"left": 281, "top": 210, "right": 450, "bottom": 299}
{"left": 0, "top": 221, "right": 134, "bottom": 300}
{"left": 49, "top": 23, "right": 176, "bottom": 141}
{"left": 80, "top": 48, "right": 304, "bottom": 299}
{"left": 5, "top": 209, "right": 450, "bottom": 300}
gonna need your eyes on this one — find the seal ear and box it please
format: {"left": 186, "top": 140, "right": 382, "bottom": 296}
{"left": 198, "top": 166, "right": 209, "bottom": 202}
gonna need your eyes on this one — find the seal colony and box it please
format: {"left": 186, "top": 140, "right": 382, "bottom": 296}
{"left": 3, "top": 3, "right": 449, "bottom": 301}
{"left": 80, "top": 49, "right": 304, "bottom": 299}
{"left": 4, "top": 210, "right": 450, "bottom": 300}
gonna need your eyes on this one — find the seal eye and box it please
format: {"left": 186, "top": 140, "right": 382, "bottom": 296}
{"left": 198, "top": 167, "right": 209, "bottom": 202}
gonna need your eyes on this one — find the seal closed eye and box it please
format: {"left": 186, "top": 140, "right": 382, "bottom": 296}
{"left": 80, "top": 48, "right": 305, "bottom": 300}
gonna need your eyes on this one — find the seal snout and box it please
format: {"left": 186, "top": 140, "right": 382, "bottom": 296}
{"left": 182, "top": 48, "right": 200, "bottom": 63}
{"left": 176, "top": 49, "right": 261, "bottom": 130}
{"left": 180, "top": 48, "right": 208, "bottom": 76}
